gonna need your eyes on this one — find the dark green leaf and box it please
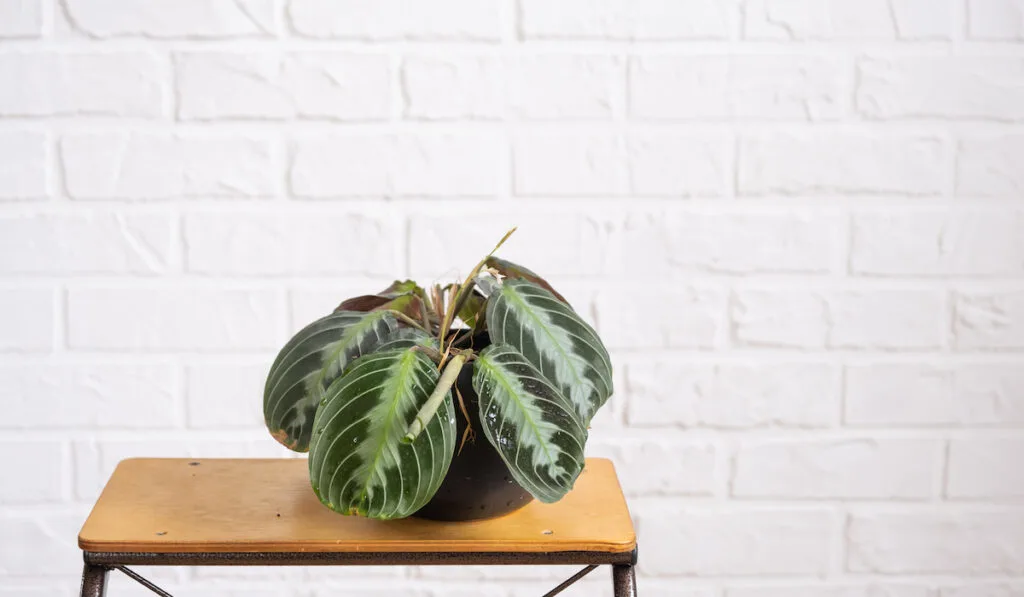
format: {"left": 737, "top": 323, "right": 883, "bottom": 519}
{"left": 456, "top": 290, "right": 486, "bottom": 330}
{"left": 308, "top": 348, "right": 456, "bottom": 519}
{"left": 473, "top": 344, "right": 587, "bottom": 503}
{"left": 263, "top": 310, "right": 397, "bottom": 452}
{"left": 486, "top": 279, "right": 613, "bottom": 424}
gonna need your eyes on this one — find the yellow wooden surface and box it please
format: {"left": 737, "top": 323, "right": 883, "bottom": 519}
{"left": 78, "top": 457, "right": 636, "bottom": 554}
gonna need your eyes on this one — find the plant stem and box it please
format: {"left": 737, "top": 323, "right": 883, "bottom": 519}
{"left": 402, "top": 353, "right": 467, "bottom": 444}
{"left": 437, "top": 227, "right": 517, "bottom": 351}
{"left": 411, "top": 344, "right": 442, "bottom": 363}
{"left": 387, "top": 310, "right": 429, "bottom": 333}
{"left": 454, "top": 384, "right": 475, "bottom": 455}
{"left": 419, "top": 299, "right": 432, "bottom": 333}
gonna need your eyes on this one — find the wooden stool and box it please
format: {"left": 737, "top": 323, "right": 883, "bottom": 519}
{"left": 78, "top": 457, "right": 638, "bottom": 596}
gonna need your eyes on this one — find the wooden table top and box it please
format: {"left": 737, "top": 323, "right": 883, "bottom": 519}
{"left": 78, "top": 457, "right": 636, "bottom": 554}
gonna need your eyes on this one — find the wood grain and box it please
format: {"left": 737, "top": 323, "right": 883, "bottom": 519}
{"left": 78, "top": 457, "right": 636, "bottom": 554}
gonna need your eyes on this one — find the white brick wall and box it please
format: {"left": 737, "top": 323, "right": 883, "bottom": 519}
{"left": 0, "top": 1, "right": 1022, "bottom": 596}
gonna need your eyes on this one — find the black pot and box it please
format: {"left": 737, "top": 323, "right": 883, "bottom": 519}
{"left": 413, "top": 332, "right": 534, "bottom": 521}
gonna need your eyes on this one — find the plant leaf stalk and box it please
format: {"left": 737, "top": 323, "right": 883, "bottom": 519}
{"left": 402, "top": 353, "right": 468, "bottom": 443}
{"left": 406, "top": 227, "right": 516, "bottom": 444}
{"left": 436, "top": 227, "right": 516, "bottom": 354}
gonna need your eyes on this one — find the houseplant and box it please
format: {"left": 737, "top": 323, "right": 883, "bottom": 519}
{"left": 262, "top": 229, "right": 613, "bottom": 520}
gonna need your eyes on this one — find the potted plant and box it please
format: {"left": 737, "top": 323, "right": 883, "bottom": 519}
{"left": 262, "top": 229, "right": 613, "bottom": 521}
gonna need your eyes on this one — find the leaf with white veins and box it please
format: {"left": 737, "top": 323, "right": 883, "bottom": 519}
{"left": 309, "top": 348, "right": 456, "bottom": 519}
{"left": 486, "top": 279, "right": 613, "bottom": 424}
{"left": 473, "top": 344, "right": 587, "bottom": 503}
{"left": 263, "top": 310, "right": 397, "bottom": 452}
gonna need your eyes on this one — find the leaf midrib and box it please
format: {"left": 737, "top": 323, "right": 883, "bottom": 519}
{"left": 477, "top": 353, "right": 558, "bottom": 469}
{"left": 501, "top": 284, "right": 587, "bottom": 391}
{"left": 354, "top": 351, "right": 416, "bottom": 515}
{"left": 314, "top": 311, "right": 386, "bottom": 393}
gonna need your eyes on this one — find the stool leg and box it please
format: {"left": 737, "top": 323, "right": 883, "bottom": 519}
{"left": 612, "top": 564, "right": 637, "bottom": 597}
{"left": 80, "top": 563, "right": 108, "bottom": 597}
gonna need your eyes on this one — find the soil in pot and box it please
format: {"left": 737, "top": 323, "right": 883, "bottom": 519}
{"left": 413, "top": 331, "right": 534, "bottom": 521}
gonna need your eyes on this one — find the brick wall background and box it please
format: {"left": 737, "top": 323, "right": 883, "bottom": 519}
{"left": 1, "top": 1, "right": 1023, "bottom": 595}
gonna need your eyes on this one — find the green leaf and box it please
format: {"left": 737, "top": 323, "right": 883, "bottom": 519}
{"left": 263, "top": 310, "right": 398, "bottom": 452}
{"left": 456, "top": 290, "right": 486, "bottom": 329}
{"left": 485, "top": 256, "right": 569, "bottom": 304}
{"left": 374, "top": 327, "right": 439, "bottom": 352}
{"left": 486, "top": 279, "right": 613, "bottom": 424}
{"left": 308, "top": 348, "right": 456, "bottom": 519}
{"left": 472, "top": 344, "right": 587, "bottom": 503}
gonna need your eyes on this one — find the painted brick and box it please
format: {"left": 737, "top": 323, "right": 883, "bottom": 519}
{"left": 625, "top": 134, "right": 731, "bottom": 197}
{"left": 403, "top": 54, "right": 622, "bottom": 120}
{"left": 0, "top": 512, "right": 84, "bottom": 576}
{"left": 845, "top": 363, "right": 1024, "bottom": 426}
{"left": 955, "top": 291, "right": 1024, "bottom": 349}
{"left": 63, "top": 0, "right": 276, "bottom": 38}
{"left": 940, "top": 584, "right": 1024, "bottom": 597}
{"left": 67, "top": 288, "right": 284, "bottom": 351}
{"left": 0, "top": 288, "right": 53, "bottom": 352}
{"left": 506, "top": 54, "right": 623, "bottom": 120}
{"left": 314, "top": 590, "right": 428, "bottom": 597}
{"left": 732, "top": 290, "right": 829, "bottom": 348}
{"left": 626, "top": 360, "right": 839, "bottom": 428}
{"left": 516, "top": 133, "right": 731, "bottom": 198}
{"left": 630, "top": 55, "right": 844, "bottom": 120}
{"left": 416, "top": 563, "right": 582, "bottom": 581}
{"left": 733, "top": 289, "right": 946, "bottom": 350}
{"left": 957, "top": 135, "right": 1024, "bottom": 197}
{"left": 520, "top": 0, "right": 731, "bottom": 40}
{"left": 596, "top": 285, "right": 727, "bottom": 349}
{"left": 0, "top": 586, "right": 58, "bottom": 597}
{"left": 187, "top": 363, "right": 274, "bottom": 429}
{"left": 61, "top": 133, "right": 277, "bottom": 199}
{"left": 291, "top": 134, "right": 503, "bottom": 198}
{"left": 0, "top": 131, "right": 47, "bottom": 200}
{"left": 176, "top": 52, "right": 390, "bottom": 121}
{"left": 968, "top": 0, "right": 1024, "bottom": 39}
{"left": 184, "top": 212, "right": 400, "bottom": 276}
{"left": 848, "top": 511, "right": 1024, "bottom": 573}
{"left": 407, "top": 212, "right": 606, "bottom": 278}
{"left": 0, "top": 364, "right": 178, "bottom": 428}
{"left": 288, "top": 0, "right": 502, "bottom": 40}
{"left": 0, "top": 0, "right": 42, "bottom": 37}
{"left": 947, "top": 438, "right": 1024, "bottom": 498}
{"left": 588, "top": 439, "right": 719, "bottom": 495}
{"left": 0, "top": 52, "right": 165, "bottom": 117}
{"left": 637, "top": 587, "right": 718, "bottom": 597}
{"left": 603, "top": 211, "right": 687, "bottom": 279}
{"left": 641, "top": 211, "right": 841, "bottom": 274}
{"left": 514, "top": 133, "right": 626, "bottom": 196}
{"left": 850, "top": 211, "right": 1024, "bottom": 277}
{"left": 733, "top": 439, "right": 939, "bottom": 499}
{"left": 288, "top": 283, "right": 393, "bottom": 330}
{"left": 829, "top": 291, "right": 947, "bottom": 349}
{"left": 0, "top": 213, "right": 174, "bottom": 274}
{"left": 745, "top": 0, "right": 952, "bottom": 39}
{"left": 0, "top": 440, "right": 63, "bottom": 504}
{"left": 858, "top": 57, "right": 1024, "bottom": 121}
{"left": 637, "top": 504, "right": 834, "bottom": 576}
{"left": 300, "top": 566, "right": 408, "bottom": 582}
{"left": 727, "top": 586, "right": 931, "bottom": 597}
{"left": 191, "top": 566, "right": 305, "bottom": 582}
{"left": 739, "top": 133, "right": 946, "bottom": 196}
{"left": 402, "top": 55, "right": 503, "bottom": 120}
